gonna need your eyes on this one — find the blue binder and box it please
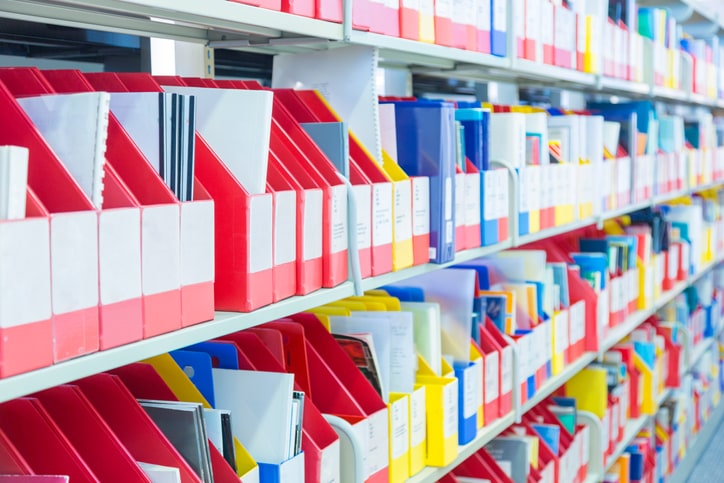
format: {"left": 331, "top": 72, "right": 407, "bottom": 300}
{"left": 389, "top": 100, "right": 457, "bottom": 263}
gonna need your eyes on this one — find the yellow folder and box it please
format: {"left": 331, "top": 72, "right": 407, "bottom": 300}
{"left": 348, "top": 294, "right": 401, "bottom": 311}
{"left": 382, "top": 152, "right": 414, "bottom": 271}
{"left": 409, "top": 385, "right": 427, "bottom": 477}
{"left": 633, "top": 352, "right": 655, "bottom": 415}
{"left": 416, "top": 355, "right": 458, "bottom": 466}
{"left": 387, "top": 393, "right": 411, "bottom": 483}
{"left": 419, "top": 0, "right": 435, "bottom": 43}
{"left": 564, "top": 366, "right": 608, "bottom": 419}
{"left": 551, "top": 309, "right": 569, "bottom": 376}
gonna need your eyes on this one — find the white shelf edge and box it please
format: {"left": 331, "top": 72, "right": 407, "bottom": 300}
{"left": 359, "top": 240, "right": 514, "bottom": 291}
{"left": 0, "top": 282, "right": 355, "bottom": 403}
{"left": 408, "top": 412, "right": 517, "bottom": 483}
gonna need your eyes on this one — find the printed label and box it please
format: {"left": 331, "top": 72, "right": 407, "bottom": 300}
{"left": 485, "top": 353, "right": 500, "bottom": 403}
{"left": 390, "top": 398, "right": 409, "bottom": 459}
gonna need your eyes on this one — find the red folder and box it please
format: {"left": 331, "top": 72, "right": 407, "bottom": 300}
{"left": 290, "top": 313, "right": 390, "bottom": 483}
{"left": 478, "top": 325, "right": 501, "bottom": 422}
{"left": 239, "top": 85, "right": 347, "bottom": 290}
{"left": 0, "top": 399, "right": 97, "bottom": 481}
{"left": 269, "top": 145, "right": 324, "bottom": 294}
{"left": 91, "top": 72, "right": 214, "bottom": 324}
{"left": 276, "top": 88, "right": 392, "bottom": 276}
{"left": 0, "top": 77, "right": 98, "bottom": 362}
{"left": 316, "top": 0, "right": 342, "bottom": 22}
{"left": 124, "top": 73, "right": 270, "bottom": 312}
{"left": 0, "top": 187, "right": 53, "bottom": 377}
{"left": 541, "top": 0, "right": 555, "bottom": 64}
{"left": 484, "top": 318, "right": 514, "bottom": 416}
{"left": 434, "top": 0, "right": 454, "bottom": 46}
{"left": 0, "top": 428, "right": 33, "bottom": 475}
{"left": 4, "top": 67, "right": 145, "bottom": 349}
{"left": 268, "top": 116, "right": 347, "bottom": 289}
{"left": 477, "top": 449, "right": 517, "bottom": 482}
{"left": 33, "top": 385, "right": 151, "bottom": 482}
{"left": 400, "top": 0, "right": 419, "bottom": 40}
{"left": 74, "top": 373, "right": 202, "bottom": 483}
{"left": 568, "top": 266, "right": 603, "bottom": 353}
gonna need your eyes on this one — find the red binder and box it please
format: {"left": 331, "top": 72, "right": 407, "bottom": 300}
{"left": 400, "top": 0, "right": 419, "bottom": 40}
{"left": 0, "top": 187, "right": 53, "bottom": 377}
{"left": 3, "top": 67, "right": 145, "bottom": 349}
{"left": 484, "top": 318, "right": 514, "bottom": 416}
{"left": 220, "top": 82, "right": 347, "bottom": 291}
{"left": 276, "top": 88, "right": 392, "bottom": 276}
{"left": 74, "top": 373, "right": 202, "bottom": 483}
{"left": 0, "top": 399, "right": 98, "bottom": 481}
{"left": 434, "top": 0, "right": 454, "bottom": 46}
{"left": 290, "top": 313, "right": 390, "bottom": 483}
{"left": 0, "top": 75, "right": 98, "bottom": 362}
{"left": 32, "top": 386, "right": 151, "bottom": 482}
{"left": 92, "top": 72, "right": 214, "bottom": 325}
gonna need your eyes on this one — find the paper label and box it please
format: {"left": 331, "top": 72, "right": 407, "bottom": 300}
{"left": 484, "top": 170, "right": 496, "bottom": 221}
{"left": 453, "top": 0, "right": 467, "bottom": 24}
{"left": 100, "top": 208, "right": 142, "bottom": 305}
{"left": 393, "top": 180, "right": 413, "bottom": 243}
{"left": 597, "top": 287, "right": 610, "bottom": 335}
{"left": 617, "top": 157, "right": 632, "bottom": 194}
{"left": 463, "top": 362, "right": 481, "bottom": 418}
{"left": 444, "top": 380, "right": 459, "bottom": 439}
{"left": 331, "top": 184, "right": 348, "bottom": 254}
{"left": 366, "top": 409, "right": 389, "bottom": 477}
{"left": 390, "top": 398, "right": 409, "bottom": 459}
{"left": 581, "top": 424, "right": 590, "bottom": 465}
{"left": 497, "top": 169, "right": 509, "bottom": 219}
{"left": 455, "top": 173, "right": 466, "bottom": 229}
{"left": 372, "top": 183, "right": 393, "bottom": 247}
{"left": 412, "top": 177, "right": 430, "bottom": 236}
{"left": 300, "top": 190, "right": 323, "bottom": 263}
{"left": 435, "top": 0, "right": 453, "bottom": 20}
{"left": 528, "top": 165, "right": 541, "bottom": 211}
{"left": 519, "top": 167, "right": 530, "bottom": 214}
{"left": 0, "top": 218, "right": 52, "bottom": 327}
{"left": 411, "top": 387, "right": 427, "bottom": 447}
{"left": 501, "top": 345, "right": 513, "bottom": 395}
{"left": 543, "top": 322, "right": 553, "bottom": 367}
{"left": 140, "top": 205, "right": 181, "bottom": 293}
{"left": 320, "top": 439, "right": 341, "bottom": 483}
{"left": 555, "top": 310, "right": 569, "bottom": 354}
{"left": 526, "top": 0, "right": 541, "bottom": 43}
{"left": 353, "top": 185, "right": 372, "bottom": 250}
{"left": 402, "top": 0, "right": 419, "bottom": 9}
{"left": 515, "top": 0, "right": 525, "bottom": 39}
{"left": 485, "top": 352, "right": 500, "bottom": 403}
{"left": 569, "top": 300, "right": 585, "bottom": 344}
{"left": 465, "top": 173, "right": 481, "bottom": 229}
{"left": 493, "top": 0, "right": 507, "bottom": 32}
{"left": 541, "top": 1, "right": 554, "bottom": 46}
{"left": 477, "top": 0, "right": 491, "bottom": 30}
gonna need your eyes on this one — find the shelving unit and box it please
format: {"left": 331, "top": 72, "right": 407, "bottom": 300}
{"left": 1, "top": 0, "right": 724, "bottom": 482}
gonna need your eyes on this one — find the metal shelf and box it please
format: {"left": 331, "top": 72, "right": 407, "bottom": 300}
{"left": 359, "top": 240, "right": 513, "bottom": 292}
{"left": 0, "top": 0, "right": 344, "bottom": 44}
{"left": 0, "top": 282, "right": 355, "bottom": 403}
{"left": 350, "top": 31, "right": 509, "bottom": 71}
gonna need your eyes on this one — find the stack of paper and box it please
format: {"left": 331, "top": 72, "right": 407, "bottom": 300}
{"left": 109, "top": 92, "right": 197, "bottom": 202}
